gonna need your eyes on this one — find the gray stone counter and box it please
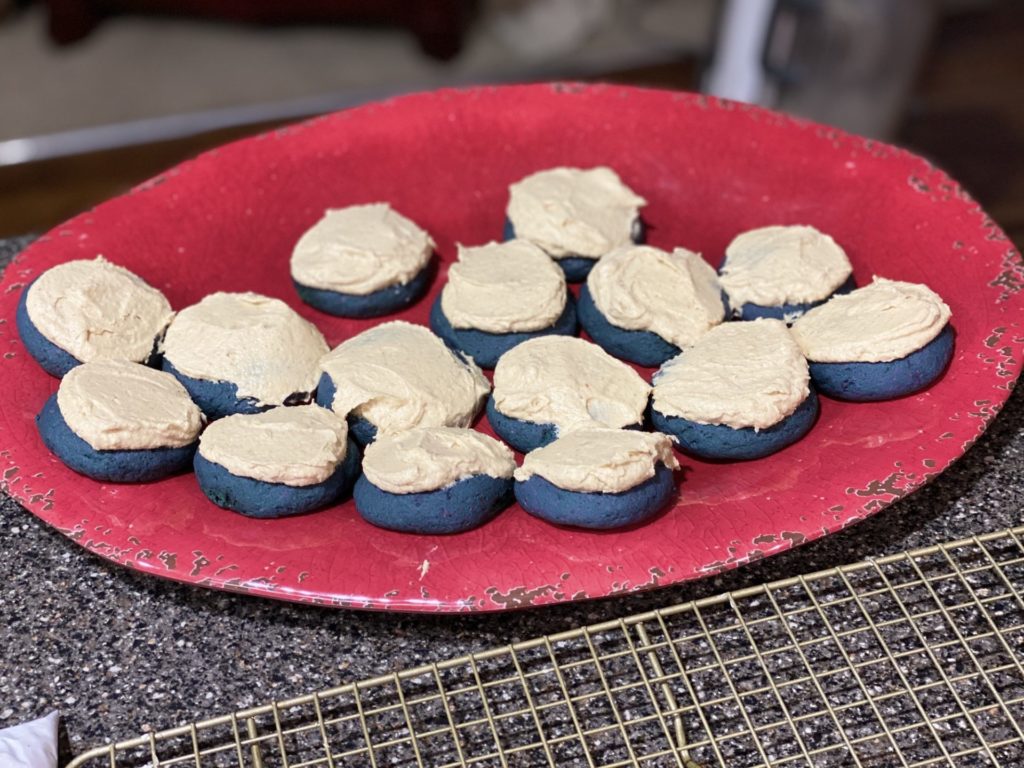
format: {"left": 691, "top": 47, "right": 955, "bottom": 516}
{"left": 0, "top": 235, "right": 1021, "bottom": 764}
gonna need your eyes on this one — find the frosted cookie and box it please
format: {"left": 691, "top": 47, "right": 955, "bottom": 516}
{"left": 37, "top": 360, "right": 202, "bottom": 482}
{"left": 354, "top": 427, "right": 515, "bottom": 534}
{"left": 505, "top": 166, "right": 646, "bottom": 282}
{"left": 650, "top": 319, "right": 819, "bottom": 461}
{"left": 316, "top": 321, "right": 490, "bottom": 445}
{"left": 17, "top": 256, "right": 174, "bottom": 378}
{"left": 719, "top": 225, "right": 854, "bottom": 321}
{"left": 291, "top": 204, "right": 435, "bottom": 317}
{"left": 487, "top": 336, "right": 650, "bottom": 453}
{"left": 429, "top": 240, "right": 577, "bottom": 368}
{"left": 194, "top": 405, "right": 360, "bottom": 518}
{"left": 514, "top": 428, "right": 678, "bottom": 529}
{"left": 790, "top": 278, "right": 954, "bottom": 401}
{"left": 579, "top": 245, "right": 727, "bottom": 366}
{"left": 161, "top": 292, "right": 328, "bottom": 420}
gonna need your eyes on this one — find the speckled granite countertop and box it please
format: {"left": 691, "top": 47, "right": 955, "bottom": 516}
{"left": 0, "top": 234, "right": 1022, "bottom": 763}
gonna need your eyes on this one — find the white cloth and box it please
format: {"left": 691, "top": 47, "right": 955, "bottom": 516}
{"left": 0, "top": 711, "right": 58, "bottom": 768}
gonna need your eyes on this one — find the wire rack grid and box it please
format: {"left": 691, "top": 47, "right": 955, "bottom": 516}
{"left": 68, "top": 525, "right": 1024, "bottom": 768}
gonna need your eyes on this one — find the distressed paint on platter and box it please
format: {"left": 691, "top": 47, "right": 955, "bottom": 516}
{"left": 0, "top": 84, "right": 1021, "bottom": 612}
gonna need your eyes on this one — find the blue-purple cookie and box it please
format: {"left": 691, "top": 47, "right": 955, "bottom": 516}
{"left": 505, "top": 166, "right": 646, "bottom": 282}
{"left": 733, "top": 276, "right": 856, "bottom": 322}
{"left": 579, "top": 245, "right": 727, "bottom": 367}
{"left": 488, "top": 336, "right": 650, "bottom": 453}
{"left": 429, "top": 240, "right": 578, "bottom": 368}
{"left": 576, "top": 285, "right": 679, "bottom": 367}
{"left": 719, "top": 225, "right": 854, "bottom": 322}
{"left": 37, "top": 360, "right": 201, "bottom": 483}
{"left": 791, "top": 278, "right": 954, "bottom": 401}
{"left": 314, "top": 373, "right": 378, "bottom": 445}
{"left": 294, "top": 263, "right": 434, "bottom": 319}
{"left": 316, "top": 321, "right": 490, "bottom": 446}
{"left": 503, "top": 220, "right": 645, "bottom": 283}
{"left": 161, "top": 292, "right": 327, "bottom": 420}
{"left": 431, "top": 293, "right": 577, "bottom": 369}
{"left": 649, "top": 319, "right": 818, "bottom": 461}
{"left": 514, "top": 428, "right": 679, "bottom": 530}
{"left": 354, "top": 427, "right": 515, "bottom": 534}
{"left": 651, "top": 393, "right": 820, "bottom": 461}
{"left": 291, "top": 204, "right": 435, "bottom": 317}
{"left": 17, "top": 257, "right": 173, "bottom": 378}
{"left": 194, "top": 405, "right": 359, "bottom": 519}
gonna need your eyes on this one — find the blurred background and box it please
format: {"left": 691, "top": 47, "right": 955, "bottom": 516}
{"left": 0, "top": 0, "right": 1020, "bottom": 244}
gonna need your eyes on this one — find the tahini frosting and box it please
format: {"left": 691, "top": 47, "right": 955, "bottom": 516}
{"left": 507, "top": 167, "right": 646, "bottom": 259}
{"left": 719, "top": 225, "right": 853, "bottom": 309}
{"left": 290, "top": 204, "right": 434, "bottom": 295}
{"left": 492, "top": 336, "right": 649, "bottom": 431}
{"left": 514, "top": 427, "right": 679, "bottom": 493}
{"left": 362, "top": 427, "right": 515, "bottom": 494}
{"left": 653, "top": 319, "right": 810, "bottom": 430}
{"left": 25, "top": 256, "right": 173, "bottom": 364}
{"left": 587, "top": 245, "right": 725, "bottom": 348}
{"left": 790, "top": 277, "right": 952, "bottom": 363}
{"left": 198, "top": 405, "right": 349, "bottom": 487}
{"left": 440, "top": 240, "right": 567, "bottom": 332}
{"left": 318, "top": 321, "right": 490, "bottom": 435}
{"left": 161, "top": 292, "right": 328, "bottom": 407}
{"left": 57, "top": 360, "right": 202, "bottom": 451}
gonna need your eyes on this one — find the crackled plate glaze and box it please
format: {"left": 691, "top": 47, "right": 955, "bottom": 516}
{"left": 1, "top": 85, "right": 1021, "bottom": 612}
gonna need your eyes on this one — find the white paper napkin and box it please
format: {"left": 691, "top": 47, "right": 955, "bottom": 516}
{"left": 0, "top": 711, "right": 58, "bottom": 768}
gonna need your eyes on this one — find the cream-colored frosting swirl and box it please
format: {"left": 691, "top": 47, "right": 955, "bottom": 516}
{"left": 161, "top": 292, "right": 328, "bottom": 407}
{"left": 507, "top": 166, "right": 646, "bottom": 259}
{"left": 719, "top": 225, "right": 853, "bottom": 309}
{"left": 198, "top": 405, "right": 349, "bottom": 487}
{"left": 514, "top": 427, "right": 679, "bottom": 493}
{"left": 57, "top": 360, "right": 202, "bottom": 450}
{"left": 492, "top": 336, "right": 649, "bottom": 431}
{"left": 319, "top": 321, "right": 490, "bottom": 435}
{"left": 653, "top": 319, "right": 810, "bottom": 430}
{"left": 588, "top": 245, "right": 725, "bottom": 348}
{"left": 790, "top": 277, "right": 952, "bottom": 363}
{"left": 361, "top": 427, "right": 515, "bottom": 494}
{"left": 290, "top": 204, "right": 434, "bottom": 295}
{"left": 440, "top": 240, "right": 567, "bottom": 332}
{"left": 25, "top": 256, "right": 173, "bottom": 364}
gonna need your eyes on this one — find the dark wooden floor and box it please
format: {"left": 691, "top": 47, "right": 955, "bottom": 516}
{"left": 1, "top": 3, "right": 1022, "bottom": 246}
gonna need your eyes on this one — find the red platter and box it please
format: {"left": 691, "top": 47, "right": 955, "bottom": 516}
{"left": 0, "top": 84, "right": 1021, "bottom": 611}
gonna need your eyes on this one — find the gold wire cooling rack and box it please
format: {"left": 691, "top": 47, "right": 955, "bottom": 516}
{"left": 68, "top": 525, "right": 1024, "bottom": 768}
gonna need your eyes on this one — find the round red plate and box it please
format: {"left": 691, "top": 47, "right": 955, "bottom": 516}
{"left": 1, "top": 84, "right": 1022, "bottom": 611}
